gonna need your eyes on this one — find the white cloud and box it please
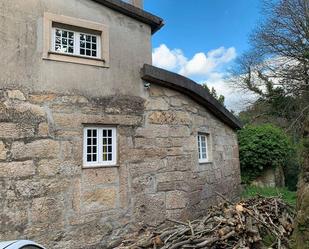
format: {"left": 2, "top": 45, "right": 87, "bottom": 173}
{"left": 152, "top": 44, "right": 236, "bottom": 77}
{"left": 152, "top": 44, "right": 187, "bottom": 71}
{"left": 204, "top": 73, "right": 256, "bottom": 112}
{"left": 152, "top": 44, "right": 254, "bottom": 112}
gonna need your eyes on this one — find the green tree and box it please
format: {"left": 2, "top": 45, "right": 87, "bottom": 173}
{"left": 238, "top": 124, "right": 295, "bottom": 183}
{"left": 202, "top": 83, "right": 225, "bottom": 105}
{"left": 229, "top": 1, "right": 309, "bottom": 245}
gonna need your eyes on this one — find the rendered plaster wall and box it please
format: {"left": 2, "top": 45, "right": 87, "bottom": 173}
{"left": 0, "top": 85, "right": 241, "bottom": 248}
{"left": 0, "top": 0, "right": 151, "bottom": 97}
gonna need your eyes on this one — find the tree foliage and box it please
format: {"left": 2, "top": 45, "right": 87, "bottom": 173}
{"left": 230, "top": 0, "right": 309, "bottom": 243}
{"left": 230, "top": 0, "right": 309, "bottom": 135}
{"left": 202, "top": 83, "right": 225, "bottom": 105}
{"left": 238, "top": 124, "right": 295, "bottom": 183}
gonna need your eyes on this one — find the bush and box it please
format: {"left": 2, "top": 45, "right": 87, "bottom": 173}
{"left": 238, "top": 124, "right": 295, "bottom": 183}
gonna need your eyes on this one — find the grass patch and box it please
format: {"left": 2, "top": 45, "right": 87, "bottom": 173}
{"left": 242, "top": 185, "right": 297, "bottom": 206}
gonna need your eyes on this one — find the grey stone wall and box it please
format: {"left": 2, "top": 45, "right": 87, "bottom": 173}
{"left": 0, "top": 85, "right": 241, "bottom": 248}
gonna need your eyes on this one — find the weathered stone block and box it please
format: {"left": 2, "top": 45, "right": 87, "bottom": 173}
{"left": 0, "top": 123, "right": 35, "bottom": 138}
{"left": 148, "top": 111, "right": 191, "bottom": 125}
{"left": 2, "top": 200, "right": 29, "bottom": 235}
{"left": 53, "top": 113, "right": 143, "bottom": 128}
{"left": 163, "top": 155, "right": 192, "bottom": 172}
{"left": 133, "top": 193, "right": 166, "bottom": 226}
{"left": 0, "top": 141, "right": 7, "bottom": 160}
{"left": 29, "top": 93, "right": 57, "bottom": 103}
{"left": 0, "top": 161, "right": 35, "bottom": 178}
{"left": 157, "top": 181, "right": 190, "bottom": 192}
{"left": 61, "top": 95, "right": 89, "bottom": 104}
{"left": 4, "top": 100, "right": 45, "bottom": 117}
{"left": 166, "top": 191, "right": 187, "bottom": 209}
{"left": 166, "top": 208, "right": 188, "bottom": 221}
{"left": 7, "top": 90, "right": 26, "bottom": 100}
{"left": 145, "top": 98, "right": 169, "bottom": 110}
{"left": 149, "top": 86, "right": 165, "bottom": 97}
{"left": 11, "top": 139, "right": 60, "bottom": 159}
{"left": 37, "top": 159, "right": 61, "bottom": 176}
{"left": 38, "top": 122, "right": 49, "bottom": 137}
{"left": 170, "top": 96, "right": 188, "bottom": 107}
{"left": 13, "top": 178, "right": 71, "bottom": 198}
{"left": 132, "top": 174, "right": 156, "bottom": 194}
{"left": 136, "top": 125, "right": 190, "bottom": 138}
{"left": 128, "top": 160, "right": 165, "bottom": 177}
{"left": 82, "top": 187, "right": 117, "bottom": 213}
{"left": 157, "top": 171, "right": 188, "bottom": 183}
{"left": 30, "top": 196, "right": 64, "bottom": 224}
{"left": 82, "top": 168, "right": 118, "bottom": 188}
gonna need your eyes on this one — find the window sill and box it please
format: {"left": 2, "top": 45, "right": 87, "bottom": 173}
{"left": 199, "top": 161, "right": 212, "bottom": 165}
{"left": 82, "top": 164, "right": 119, "bottom": 169}
{"left": 43, "top": 51, "right": 109, "bottom": 68}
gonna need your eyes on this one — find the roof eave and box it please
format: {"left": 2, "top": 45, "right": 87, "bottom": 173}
{"left": 92, "top": 0, "right": 164, "bottom": 34}
{"left": 141, "top": 64, "right": 243, "bottom": 130}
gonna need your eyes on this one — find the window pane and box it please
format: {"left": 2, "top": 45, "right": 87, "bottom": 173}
{"left": 56, "top": 29, "right": 61, "bottom": 36}
{"left": 87, "top": 130, "right": 91, "bottom": 137}
{"left": 79, "top": 33, "right": 99, "bottom": 58}
{"left": 85, "top": 129, "right": 98, "bottom": 163}
{"left": 54, "top": 28, "right": 74, "bottom": 54}
{"left": 87, "top": 138, "right": 92, "bottom": 145}
{"left": 198, "top": 134, "right": 208, "bottom": 162}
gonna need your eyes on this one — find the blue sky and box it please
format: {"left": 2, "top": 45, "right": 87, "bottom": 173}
{"left": 144, "top": 0, "right": 262, "bottom": 111}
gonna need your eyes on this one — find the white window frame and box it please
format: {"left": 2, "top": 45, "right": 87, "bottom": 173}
{"left": 83, "top": 127, "right": 117, "bottom": 167}
{"left": 52, "top": 27, "right": 101, "bottom": 59}
{"left": 43, "top": 12, "right": 110, "bottom": 67}
{"left": 198, "top": 133, "right": 209, "bottom": 163}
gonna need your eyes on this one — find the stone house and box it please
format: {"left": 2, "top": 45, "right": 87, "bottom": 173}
{"left": 0, "top": 0, "right": 242, "bottom": 248}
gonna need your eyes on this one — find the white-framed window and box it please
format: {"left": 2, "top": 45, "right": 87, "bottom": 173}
{"left": 83, "top": 127, "right": 117, "bottom": 167}
{"left": 198, "top": 133, "right": 209, "bottom": 163}
{"left": 43, "top": 13, "right": 109, "bottom": 67}
{"left": 52, "top": 27, "right": 101, "bottom": 59}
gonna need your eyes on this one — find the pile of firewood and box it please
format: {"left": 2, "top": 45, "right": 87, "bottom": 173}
{"left": 116, "top": 194, "right": 295, "bottom": 249}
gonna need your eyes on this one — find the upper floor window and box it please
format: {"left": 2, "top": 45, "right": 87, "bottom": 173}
{"left": 52, "top": 27, "right": 101, "bottom": 58}
{"left": 198, "top": 133, "right": 209, "bottom": 163}
{"left": 43, "top": 13, "right": 109, "bottom": 67}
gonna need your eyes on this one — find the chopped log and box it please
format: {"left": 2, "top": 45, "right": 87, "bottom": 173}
{"left": 116, "top": 196, "right": 295, "bottom": 249}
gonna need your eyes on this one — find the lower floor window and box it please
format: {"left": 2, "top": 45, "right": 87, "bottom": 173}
{"left": 83, "top": 127, "right": 117, "bottom": 167}
{"left": 198, "top": 133, "right": 209, "bottom": 163}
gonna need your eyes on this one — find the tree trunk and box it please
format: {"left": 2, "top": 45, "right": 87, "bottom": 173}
{"left": 293, "top": 120, "right": 309, "bottom": 249}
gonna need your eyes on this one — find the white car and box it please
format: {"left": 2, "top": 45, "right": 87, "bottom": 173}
{"left": 0, "top": 240, "right": 46, "bottom": 249}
